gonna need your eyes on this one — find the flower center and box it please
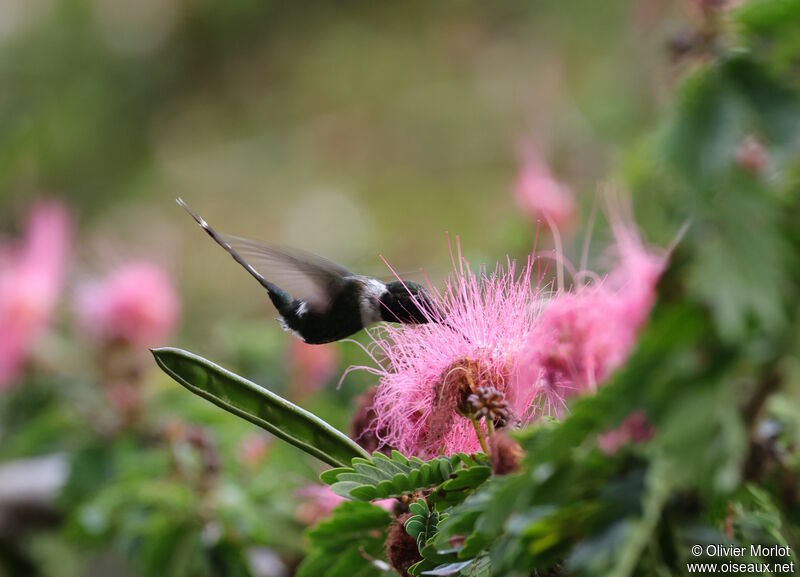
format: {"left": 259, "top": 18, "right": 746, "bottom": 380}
{"left": 423, "top": 358, "right": 506, "bottom": 450}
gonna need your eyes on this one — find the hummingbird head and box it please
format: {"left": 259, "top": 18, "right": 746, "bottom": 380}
{"left": 380, "top": 281, "right": 436, "bottom": 324}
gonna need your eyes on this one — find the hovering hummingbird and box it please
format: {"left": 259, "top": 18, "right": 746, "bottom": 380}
{"left": 177, "top": 198, "right": 437, "bottom": 344}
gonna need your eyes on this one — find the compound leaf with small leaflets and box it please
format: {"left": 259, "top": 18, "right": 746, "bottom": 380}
{"left": 320, "top": 451, "right": 490, "bottom": 504}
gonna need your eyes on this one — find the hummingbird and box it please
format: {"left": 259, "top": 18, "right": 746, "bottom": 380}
{"left": 177, "top": 198, "right": 437, "bottom": 344}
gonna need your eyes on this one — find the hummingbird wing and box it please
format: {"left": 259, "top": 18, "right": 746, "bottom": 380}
{"left": 177, "top": 198, "right": 354, "bottom": 312}
{"left": 220, "top": 235, "right": 355, "bottom": 312}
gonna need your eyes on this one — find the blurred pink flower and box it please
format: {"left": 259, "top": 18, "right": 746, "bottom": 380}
{"left": 288, "top": 340, "right": 338, "bottom": 397}
{"left": 735, "top": 135, "right": 768, "bottom": 175}
{"left": 517, "top": 214, "right": 664, "bottom": 416}
{"left": 0, "top": 202, "right": 71, "bottom": 389}
{"left": 238, "top": 433, "right": 272, "bottom": 469}
{"left": 294, "top": 484, "right": 345, "bottom": 525}
{"left": 75, "top": 261, "right": 181, "bottom": 347}
{"left": 295, "top": 485, "right": 393, "bottom": 526}
{"left": 597, "top": 411, "right": 654, "bottom": 455}
{"left": 513, "top": 148, "right": 576, "bottom": 231}
{"left": 360, "top": 248, "right": 542, "bottom": 458}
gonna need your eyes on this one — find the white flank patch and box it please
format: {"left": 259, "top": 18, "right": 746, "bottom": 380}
{"left": 278, "top": 316, "right": 306, "bottom": 342}
{"left": 359, "top": 277, "right": 387, "bottom": 326}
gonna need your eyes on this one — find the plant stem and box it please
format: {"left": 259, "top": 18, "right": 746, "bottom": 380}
{"left": 486, "top": 419, "right": 495, "bottom": 437}
{"left": 471, "top": 417, "right": 489, "bottom": 455}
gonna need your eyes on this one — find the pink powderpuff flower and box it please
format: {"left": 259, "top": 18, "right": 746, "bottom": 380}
{"left": 353, "top": 205, "right": 663, "bottom": 457}
{"left": 0, "top": 202, "right": 71, "bottom": 390}
{"left": 513, "top": 146, "right": 576, "bottom": 232}
{"left": 518, "top": 211, "right": 665, "bottom": 416}
{"left": 75, "top": 261, "right": 181, "bottom": 348}
{"left": 356, "top": 248, "right": 544, "bottom": 458}
{"left": 288, "top": 340, "right": 338, "bottom": 398}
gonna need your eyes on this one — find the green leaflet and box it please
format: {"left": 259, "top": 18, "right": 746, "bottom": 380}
{"left": 406, "top": 499, "right": 446, "bottom": 551}
{"left": 151, "top": 347, "right": 368, "bottom": 468}
{"left": 321, "top": 451, "right": 490, "bottom": 503}
{"left": 419, "top": 556, "right": 490, "bottom": 577}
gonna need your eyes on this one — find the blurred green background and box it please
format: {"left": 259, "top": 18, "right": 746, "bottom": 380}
{"left": 1, "top": 0, "right": 688, "bottom": 341}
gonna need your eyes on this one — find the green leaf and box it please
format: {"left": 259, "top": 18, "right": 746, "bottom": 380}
{"left": 429, "top": 466, "right": 492, "bottom": 510}
{"left": 735, "top": 0, "right": 800, "bottom": 77}
{"left": 459, "top": 555, "right": 491, "bottom": 577}
{"left": 324, "top": 452, "right": 490, "bottom": 502}
{"left": 421, "top": 560, "right": 476, "bottom": 575}
{"left": 151, "top": 347, "right": 368, "bottom": 468}
{"left": 566, "top": 461, "right": 673, "bottom": 577}
{"left": 415, "top": 556, "right": 490, "bottom": 576}
{"left": 297, "top": 501, "right": 393, "bottom": 577}
{"left": 730, "top": 484, "right": 797, "bottom": 562}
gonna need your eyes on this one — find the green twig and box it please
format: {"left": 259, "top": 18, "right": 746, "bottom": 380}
{"left": 471, "top": 417, "right": 489, "bottom": 455}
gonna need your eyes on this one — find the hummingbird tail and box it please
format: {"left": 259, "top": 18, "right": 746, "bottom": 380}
{"left": 176, "top": 198, "right": 292, "bottom": 309}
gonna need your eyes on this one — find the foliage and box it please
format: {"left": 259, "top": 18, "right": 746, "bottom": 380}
{"left": 320, "top": 451, "right": 490, "bottom": 506}
{"left": 296, "top": 501, "right": 394, "bottom": 577}
{"left": 405, "top": 499, "right": 445, "bottom": 551}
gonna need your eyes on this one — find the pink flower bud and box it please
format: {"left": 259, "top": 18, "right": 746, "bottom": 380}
{"left": 735, "top": 135, "right": 769, "bottom": 175}
{"left": 513, "top": 150, "right": 576, "bottom": 232}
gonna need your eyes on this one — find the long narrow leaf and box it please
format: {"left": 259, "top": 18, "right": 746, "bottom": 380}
{"left": 151, "top": 347, "right": 368, "bottom": 467}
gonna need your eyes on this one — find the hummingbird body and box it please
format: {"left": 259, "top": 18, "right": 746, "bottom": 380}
{"left": 276, "top": 276, "right": 386, "bottom": 343}
{"left": 177, "top": 199, "right": 434, "bottom": 344}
